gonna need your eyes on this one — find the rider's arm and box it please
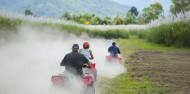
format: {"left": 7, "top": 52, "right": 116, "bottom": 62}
{"left": 117, "top": 47, "right": 121, "bottom": 54}
{"left": 60, "top": 55, "right": 67, "bottom": 66}
{"left": 82, "top": 54, "right": 91, "bottom": 68}
{"left": 89, "top": 49, "right": 94, "bottom": 59}
{"left": 87, "top": 62, "right": 91, "bottom": 68}
{"left": 108, "top": 46, "right": 111, "bottom": 52}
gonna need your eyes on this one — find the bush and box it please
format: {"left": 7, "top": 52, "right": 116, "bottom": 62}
{"left": 0, "top": 17, "right": 22, "bottom": 30}
{"left": 144, "top": 20, "right": 190, "bottom": 47}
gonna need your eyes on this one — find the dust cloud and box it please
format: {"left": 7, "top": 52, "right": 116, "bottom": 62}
{"left": 0, "top": 25, "right": 125, "bottom": 94}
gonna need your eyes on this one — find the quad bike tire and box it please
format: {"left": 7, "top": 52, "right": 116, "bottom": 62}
{"left": 91, "top": 69, "right": 97, "bottom": 81}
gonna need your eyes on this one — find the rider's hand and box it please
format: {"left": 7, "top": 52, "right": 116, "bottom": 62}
{"left": 60, "top": 63, "right": 64, "bottom": 66}
{"left": 87, "top": 65, "right": 91, "bottom": 68}
{"left": 89, "top": 57, "right": 93, "bottom": 60}
{"left": 87, "top": 62, "right": 91, "bottom": 68}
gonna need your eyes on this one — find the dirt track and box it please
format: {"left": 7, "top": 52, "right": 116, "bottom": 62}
{"left": 128, "top": 50, "right": 190, "bottom": 94}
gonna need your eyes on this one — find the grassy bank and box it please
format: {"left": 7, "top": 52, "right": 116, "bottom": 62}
{"left": 133, "top": 20, "right": 190, "bottom": 48}
{"left": 103, "top": 38, "right": 190, "bottom": 94}
{"left": 0, "top": 16, "right": 22, "bottom": 30}
{"left": 103, "top": 70, "right": 168, "bottom": 94}
{"left": 0, "top": 16, "right": 130, "bottom": 39}
{"left": 117, "top": 37, "right": 190, "bottom": 62}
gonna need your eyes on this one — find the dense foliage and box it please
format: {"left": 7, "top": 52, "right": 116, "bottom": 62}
{"left": 61, "top": 2, "right": 164, "bottom": 24}
{"left": 170, "top": 0, "right": 190, "bottom": 14}
{"left": 141, "top": 3, "right": 163, "bottom": 23}
{"left": 146, "top": 20, "right": 190, "bottom": 47}
{"left": 0, "top": 16, "right": 22, "bottom": 30}
{"left": 61, "top": 11, "right": 138, "bottom": 25}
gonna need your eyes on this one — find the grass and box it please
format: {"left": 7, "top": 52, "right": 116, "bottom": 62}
{"left": 115, "top": 37, "right": 190, "bottom": 62}
{"left": 1, "top": 14, "right": 190, "bottom": 94}
{"left": 0, "top": 16, "right": 22, "bottom": 30}
{"left": 103, "top": 37, "right": 190, "bottom": 94}
{"left": 118, "top": 38, "right": 190, "bottom": 51}
{"left": 146, "top": 20, "right": 190, "bottom": 48}
{"left": 104, "top": 74, "right": 168, "bottom": 94}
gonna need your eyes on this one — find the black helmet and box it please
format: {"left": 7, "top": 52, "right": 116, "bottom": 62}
{"left": 72, "top": 44, "right": 79, "bottom": 51}
{"left": 112, "top": 42, "right": 116, "bottom": 46}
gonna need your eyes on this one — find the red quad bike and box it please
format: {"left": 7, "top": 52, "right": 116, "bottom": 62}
{"left": 51, "top": 63, "right": 97, "bottom": 94}
{"left": 106, "top": 55, "right": 122, "bottom": 63}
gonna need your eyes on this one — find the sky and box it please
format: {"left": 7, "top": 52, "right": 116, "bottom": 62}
{"left": 111, "top": 0, "right": 173, "bottom": 15}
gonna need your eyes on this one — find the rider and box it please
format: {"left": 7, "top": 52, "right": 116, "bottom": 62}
{"left": 79, "top": 42, "right": 96, "bottom": 80}
{"left": 60, "top": 44, "right": 91, "bottom": 77}
{"left": 79, "top": 42, "right": 94, "bottom": 61}
{"left": 108, "top": 42, "right": 121, "bottom": 58}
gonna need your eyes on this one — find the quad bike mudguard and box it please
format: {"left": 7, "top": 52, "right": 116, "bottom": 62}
{"left": 51, "top": 63, "right": 97, "bottom": 94}
{"left": 106, "top": 55, "right": 122, "bottom": 63}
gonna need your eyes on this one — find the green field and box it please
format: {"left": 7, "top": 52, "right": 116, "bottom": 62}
{"left": 103, "top": 38, "right": 190, "bottom": 94}
{"left": 1, "top": 14, "right": 190, "bottom": 94}
{"left": 116, "top": 37, "right": 190, "bottom": 61}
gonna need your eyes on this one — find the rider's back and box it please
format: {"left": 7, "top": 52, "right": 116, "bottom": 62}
{"left": 108, "top": 46, "right": 119, "bottom": 54}
{"left": 80, "top": 49, "right": 90, "bottom": 60}
{"left": 108, "top": 42, "right": 121, "bottom": 57}
{"left": 61, "top": 52, "right": 88, "bottom": 76}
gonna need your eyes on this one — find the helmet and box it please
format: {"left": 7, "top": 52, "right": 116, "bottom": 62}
{"left": 72, "top": 44, "right": 79, "bottom": 51}
{"left": 83, "top": 42, "right": 90, "bottom": 49}
{"left": 112, "top": 42, "right": 116, "bottom": 46}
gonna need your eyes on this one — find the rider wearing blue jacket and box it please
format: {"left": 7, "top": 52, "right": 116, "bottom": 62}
{"left": 108, "top": 42, "right": 121, "bottom": 58}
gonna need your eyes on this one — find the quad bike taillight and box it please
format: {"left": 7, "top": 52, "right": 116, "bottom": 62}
{"left": 91, "top": 63, "right": 96, "bottom": 70}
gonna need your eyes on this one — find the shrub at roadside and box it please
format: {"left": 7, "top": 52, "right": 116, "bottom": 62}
{"left": 144, "top": 20, "right": 190, "bottom": 47}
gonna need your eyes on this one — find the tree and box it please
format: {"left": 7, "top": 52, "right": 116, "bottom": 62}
{"left": 124, "top": 6, "right": 138, "bottom": 24}
{"left": 170, "top": 0, "right": 190, "bottom": 14}
{"left": 91, "top": 16, "right": 102, "bottom": 25}
{"left": 62, "top": 12, "right": 72, "bottom": 20}
{"left": 102, "top": 16, "right": 112, "bottom": 25}
{"left": 112, "top": 15, "right": 123, "bottom": 25}
{"left": 142, "top": 2, "right": 163, "bottom": 23}
{"left": 79, "top": 13, "right": 95, "bottom": 24}
{"left": 130, "top": 6, "right": 138, "bottom": 17}
{"left": 79, "top": 18, "right": 91, "bottom": 25}
{"left": 72, "top": 14, "right": 80, "bottom": 22}
{"left": 123, "top": 11, "right": 136, "bottom": 24}
{"left": 25, "top": 10, "right": 33, "bottom": 16}
{"left": 136, "top": 15, "right": 145, "bottom": 24}
{"left": 82, "top": 13, "right": 95, "bottom": 21}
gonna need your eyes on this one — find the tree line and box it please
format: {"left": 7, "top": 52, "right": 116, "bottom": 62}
{"left": 61, "top": 5, "right": 140, "bottom": 25}
{"left": 25, "top": 0, "right": 190, "bottom": 25}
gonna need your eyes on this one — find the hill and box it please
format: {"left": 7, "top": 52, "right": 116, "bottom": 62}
{"left": 0, "top": 0, "right": 129, "bottom": 18}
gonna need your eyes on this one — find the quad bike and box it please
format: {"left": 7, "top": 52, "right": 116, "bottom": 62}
{"left": 106, "top": 55, "right": 122, "bottom": 63}
{"left": 51, "top": 63, "right": 97, "bottom": 94}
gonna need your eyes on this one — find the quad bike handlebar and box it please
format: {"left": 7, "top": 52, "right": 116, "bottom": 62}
{"left": 83, "top": 63, "right": 96, "bottom": 70}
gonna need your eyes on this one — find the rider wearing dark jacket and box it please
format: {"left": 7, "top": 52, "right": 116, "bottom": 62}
{"left": 60, "top": 44, "right": 91, "bottom": 76}
{"left": 108, "top": 42, "right": 121, "bottom": 57}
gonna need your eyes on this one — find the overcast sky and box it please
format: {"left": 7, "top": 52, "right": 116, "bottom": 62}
{"left": 111, "top": 0, "right": 173, "bottom": 15}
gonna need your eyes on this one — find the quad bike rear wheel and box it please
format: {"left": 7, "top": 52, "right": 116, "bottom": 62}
{"left": 92, "top": 69, "right": 97, "bottom": 81}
